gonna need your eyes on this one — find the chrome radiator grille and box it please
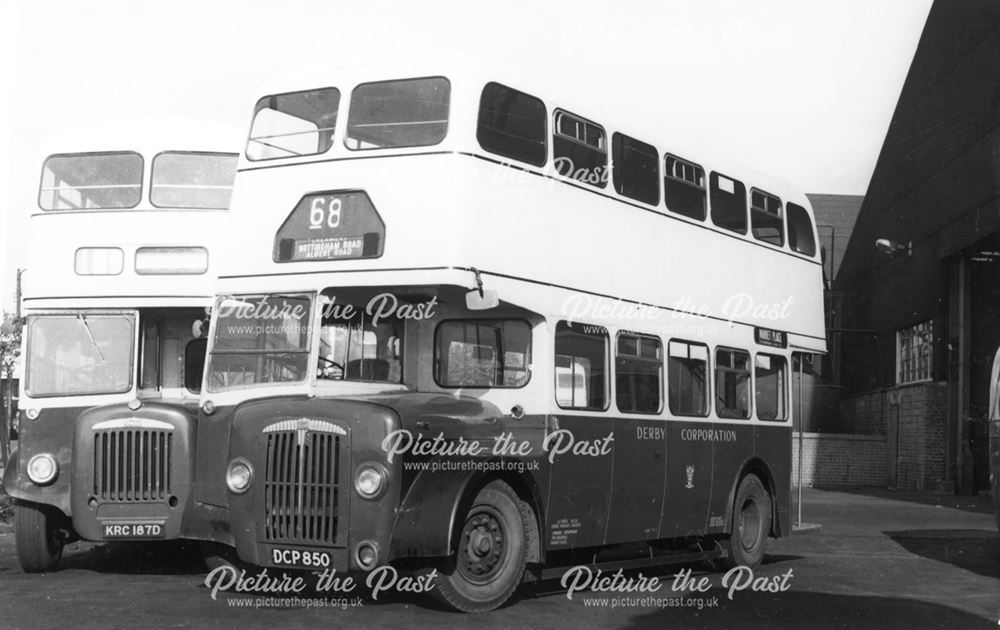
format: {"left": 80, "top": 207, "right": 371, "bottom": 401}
{"left": 263, "top": 429, "right": 342, "bottom": 545}
{"left": 93, "top": 429, "right": 173, "bottom": 501}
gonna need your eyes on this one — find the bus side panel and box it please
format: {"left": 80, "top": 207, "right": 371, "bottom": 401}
{"left": 755, "top": 425, "right": 792, "bottom": 537}
{"left": 710, "top": 424, "right": 758, "bottom": 534}
{"left": 661, "top": 420, "right": 715, "bottom": 537}
{"left": 605, "top": 416, "right": 666, "bottom": 544}
{"left": 544, "top": 414, "right": 614, "bottom": 549}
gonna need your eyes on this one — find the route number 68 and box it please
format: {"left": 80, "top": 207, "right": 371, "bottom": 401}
{"left": 309, "top": 196, "right": 342, "bottom": 230}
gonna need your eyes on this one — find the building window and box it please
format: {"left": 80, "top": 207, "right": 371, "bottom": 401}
{"left": 663, "top": 154, "right": 706, "bottom": 220}
{"left": 615, "top": 333, "right": 662, "bottom": 414}
{"left": 897, "top": 321, "right": 933, "bottom": 384}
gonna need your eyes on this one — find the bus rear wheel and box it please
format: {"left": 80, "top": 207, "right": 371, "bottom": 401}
{"left": 431, "top": 480, "right": 527, "bottom": 612}
{"left": 722, "top": 474, "right": 771, "bottom": 569}
{"left": 15, "top": 501, "right": 65, "bottom": 573}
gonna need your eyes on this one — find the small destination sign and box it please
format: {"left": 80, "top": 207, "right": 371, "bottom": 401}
{"left": 754, "top": 327, "right": 787, "bottom": 348}
{"left": 273, "top": 190, "right": 385, "bottom": 262}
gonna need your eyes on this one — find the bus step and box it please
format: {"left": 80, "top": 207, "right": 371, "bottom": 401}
{"left": 539, "top": 548, "right": 725, "bottom": 581}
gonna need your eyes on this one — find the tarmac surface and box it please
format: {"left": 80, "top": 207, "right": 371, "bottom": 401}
{"left": 0, "top": 487, "right": 996, "bottom": 629}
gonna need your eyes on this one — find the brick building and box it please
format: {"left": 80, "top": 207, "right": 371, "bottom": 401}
{"left": 835, "top": 0, "right": 1000, "bottom": 492}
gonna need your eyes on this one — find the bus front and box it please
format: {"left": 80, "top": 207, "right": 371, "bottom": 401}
{"left": 5, "top": 140, "right": 237, "bottom": 571}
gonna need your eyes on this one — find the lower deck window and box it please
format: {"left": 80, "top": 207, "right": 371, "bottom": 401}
{"left": 755, "top": 353, "right": 787, "bottom": 420}
{"left": 555, "top": 321, "right": 608, "bottom": 410}
{"left": 716, "top": 348, "right": 750, "bottom": 419}
{"left": 435, "top": 319, "right": 531, "bottom": 387}
{"left": 668, "top": 340, "right": 708, "bottom": 416}
{"left": 616, "top": 333, "right": 662, "bottom": 414}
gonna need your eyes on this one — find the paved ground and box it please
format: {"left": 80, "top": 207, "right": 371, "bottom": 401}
{"left": 0, "top": 487, "right": 996, "bottom": 629}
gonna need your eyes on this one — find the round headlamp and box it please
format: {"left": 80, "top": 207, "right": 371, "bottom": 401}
{"left": 354, "top": 464, "right": 387, "bottom": 499}
{"left": 27, "top": 453, "right": 58, "bottom": 485}
{"left": 226, "top": 458, "right": 253, "bottom": 494}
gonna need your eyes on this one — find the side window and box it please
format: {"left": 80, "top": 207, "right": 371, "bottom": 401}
{"left": 612, "top": 133, "right": 659, "bottom": 205}
{"left": 715, "top": 348, "right": 751, "bottom": 419}
{"left": 555, "top": 321, "right": 609, "bottom": 410}
{"left": 184, "top": 338, "right": 208, "bottom": 393}
{"left": 247, "top": 88, "right": 341, "bottom": 161}
{"left": 751, "top": 188, "right": 784, "bottom": 246}
{"left": 755, "top": 353, "right": 787, "bottom": 421}
{"left": 477, "top": 82, "right": 547, "bottom": 166}
{"left": 616, "top": 333, "right": 662, "bottom": 414}
{"left": 710, "top": 172, "right": 747, "bottom": 234}
{"left": 663, "top": 154, "right": 706, "bottom": 221}
{"left": 787, "top": 202, "right": 817, "bottom": 256}
{"left": 346, "top": 77, "right": 450, "bottom": 150}
{"left": 553, "top": 110, "right": 608, "bottom": 188}
{"left": 435, "top": 320, "right": 531, "bottom": 388}
{"left": 668, "top": 340, "right": 709, "bottom": 417}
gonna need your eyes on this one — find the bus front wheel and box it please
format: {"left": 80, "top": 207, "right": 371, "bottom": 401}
{"left": 15, "top": 501, "right": 65, "bottom": 573}
{"left": 431, "top": 480, "right": 528, "bottom": 612}
{"left": 722, "top": 474, "right": 771, "bottom": 569}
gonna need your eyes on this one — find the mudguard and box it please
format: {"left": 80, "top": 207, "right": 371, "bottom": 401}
{"left": 389, "top": 468, "right": 480, "bottom": 560}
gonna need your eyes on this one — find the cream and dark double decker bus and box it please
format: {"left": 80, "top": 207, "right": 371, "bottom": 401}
{"left": 190, "top": 62, "right": 826, "bottom": 611}
{"left": 3, "top": 123, "right": 238, "bottom": 571}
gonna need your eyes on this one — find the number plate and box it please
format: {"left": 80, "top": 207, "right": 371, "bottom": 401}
{"left": 270, "top": 547, "right": 332, "bottom": 569}
{"left": 102, "top": 523, "right": 164, "bottom": 539}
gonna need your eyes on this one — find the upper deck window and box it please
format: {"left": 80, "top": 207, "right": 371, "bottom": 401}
{"left": 477, "top": 82, "right": 547, "bottom": 167}
{"left": 553, "top": 110, "right": 608, "bottom": 188}
{"left": 247, "top": 88, "right": 341, "bottom": 161}
{"left": 151, "top": 152, "right": 237, "bottom": 209}
{"left": 612, "top": 133, "right": 659, "bottom": 205}
{"left": 710, "top": 172, "right": 747, "bottom": 234}
{"left": 663, "top": 154, "right": 706, "bottom": 221}
{"left": 786, "top": 202, "right": 816, "bottom": 256}
{"left": 346, "top": 77, "right": 449, "bottom": 150}
{"left": 39, "top": 152, "right": 143, "bottom": 210}
{"left": 750, "top": 188, "right": 784, "bottom": 246}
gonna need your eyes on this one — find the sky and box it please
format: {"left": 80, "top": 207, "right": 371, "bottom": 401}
{"left": 0, "top": 0, "right": 933, "bottom": 315}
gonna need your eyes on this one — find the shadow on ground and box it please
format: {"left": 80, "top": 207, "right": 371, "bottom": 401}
{"left": 828, "top": 486, "right": 995, "bottom": 516}
{"left": 885, "top": 528, "right": 1000, "bottom": 579}
{"left": 619, "top": 588, "right": 992, "bottom": 629}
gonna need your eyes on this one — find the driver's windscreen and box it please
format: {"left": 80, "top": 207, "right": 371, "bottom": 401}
{"left": 317, "top": 292, "right": 404, "bottom": 383}
{"left": 25, "top": 314, "right": 134, "bottom": 397}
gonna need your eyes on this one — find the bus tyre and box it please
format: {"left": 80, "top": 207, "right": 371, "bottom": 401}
{"left": 199, "top": 541, "right": 249, "bottom": 573}
{"left": 15, "top": 501, "right": 65, "bottom": 573}
{"left": 722, "top": 474, "right": 771, "bottom": 569}
{"left": 432, "top": 480, "right": 527, "bottom": 612}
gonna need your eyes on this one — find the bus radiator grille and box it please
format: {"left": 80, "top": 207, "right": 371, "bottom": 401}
{"left": 263, "top": 431, "right": 341, "bottom": 545}
{"left": 93, "top": 429, "right": 173, "bottom": 502}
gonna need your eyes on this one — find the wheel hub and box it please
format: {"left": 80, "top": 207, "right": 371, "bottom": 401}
{"left": 459, "top": 511, "right": 505, "bottom": 579}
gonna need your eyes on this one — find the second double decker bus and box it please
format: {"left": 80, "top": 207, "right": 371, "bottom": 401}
{"left": 189, "top": 61, "right": 826, "bottom": 611}
{"left": 4, "top": 122, "right": 238, "bottom": 571}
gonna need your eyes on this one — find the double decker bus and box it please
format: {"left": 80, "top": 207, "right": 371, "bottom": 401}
{"left": 190, "top": 62, "right": 826, "bottom": 611}
{"left": 3, "top": 122, "right": 238, "bottom": 571}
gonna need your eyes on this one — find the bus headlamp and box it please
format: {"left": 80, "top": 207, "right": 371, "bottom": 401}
{"left": 226, "top": 459, "right": 253, "bottom": 494}
{"left": 27, "top": 453, "right": 58, "bottom": 485}
{"left": 354, "top": 464, "right": 387, "bottom": 499}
